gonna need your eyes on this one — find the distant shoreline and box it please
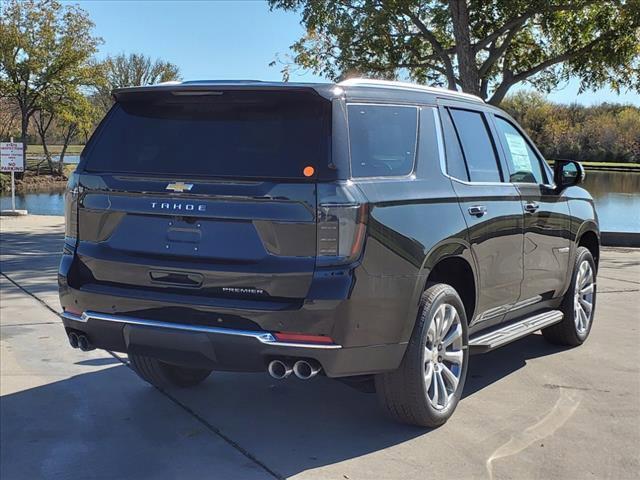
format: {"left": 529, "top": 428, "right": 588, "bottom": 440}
{"left": 2, "top": 147, "right": 638, "bottom": 195}
{"left": 547, "top": 161, "right": 640, "bottom": 173}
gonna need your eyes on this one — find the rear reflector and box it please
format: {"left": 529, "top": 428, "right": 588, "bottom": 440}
{"left": 273, "top": 332, "right": 335, "bottom": 344}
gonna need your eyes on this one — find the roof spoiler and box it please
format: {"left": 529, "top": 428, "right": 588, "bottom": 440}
{"left": 111, "top": 81, "right": 337, "bottom": 102}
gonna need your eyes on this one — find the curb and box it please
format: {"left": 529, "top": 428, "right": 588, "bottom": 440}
{"left": 601, "top": 231, "right": 640, "bottom": 248}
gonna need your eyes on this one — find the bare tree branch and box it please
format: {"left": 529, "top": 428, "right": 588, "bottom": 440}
{"left": 488, "top": 28, "right": 619, "bottom": 104}
{"left": 403, "top": 9, "right": 457, "bottom": 89}
{"left": 478, "top": 21, "right": 524, "bottom": 78}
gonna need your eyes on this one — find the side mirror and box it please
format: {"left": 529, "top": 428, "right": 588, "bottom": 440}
{"left": 554, "top": 160, "right": 585, "bottom": 191}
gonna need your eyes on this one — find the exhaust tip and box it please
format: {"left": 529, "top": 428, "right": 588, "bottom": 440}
{"left": 293, "top": 360, "right": 320, "bottom": 380}
{"left": 68, "top": 332, "right": 79, "bottom": 349}
{"left": 77, "top": 334, "right": 94, "bottom": 352}
{"left": 268, "top": 360, "right": 292, "bottom": 379}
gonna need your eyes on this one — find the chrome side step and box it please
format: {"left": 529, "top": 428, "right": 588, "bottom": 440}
{"left": 469, "top": 310, "right": 563, "bottom": 353}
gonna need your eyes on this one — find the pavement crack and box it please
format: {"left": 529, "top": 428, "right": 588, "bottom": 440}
{"left": 1, "top": 270, "right": 281, "bottom": 479}
{"left": 543, "top": 383, "right": 610, "bottom": 393}
{"left": 1, "top": 321, "right": 61, "bottom": 327}
{"left": 598, "top": 275, "right": 640, "bottom": 286}
{"left": 598, "top": 289, "right": 640, "bottom": 294}
{"left": 0, "top": 271, "right": 59, "bottom": 316}
{"left": 107, "top": 351, "right": 283, "bottom": 480}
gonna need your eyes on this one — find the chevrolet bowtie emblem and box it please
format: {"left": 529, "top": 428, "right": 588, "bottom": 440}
{"left": 166, "top": 182, "right": 193, "bottom": 192}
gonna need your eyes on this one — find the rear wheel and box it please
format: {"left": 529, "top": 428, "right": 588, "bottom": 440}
{"left": 375, "top": 284, "right": 469, "bottom": 427}
{"left": 542, "top": 246, "right": 597, "bottom": 346}
{"left": 129, "top": 353, "right": 212, "bottom": 388}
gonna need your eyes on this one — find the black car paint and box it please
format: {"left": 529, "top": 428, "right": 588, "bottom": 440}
{"left": 59, "top": 81, "right": 599, "bottom": 377}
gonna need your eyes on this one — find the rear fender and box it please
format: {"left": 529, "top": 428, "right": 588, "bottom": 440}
{"left": 400, "top": 239, "right": 477, "bottom": 344}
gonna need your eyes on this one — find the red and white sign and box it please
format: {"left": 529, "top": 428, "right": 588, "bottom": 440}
{"left": 1, "top": 142, "right": 24, "bottom": 172}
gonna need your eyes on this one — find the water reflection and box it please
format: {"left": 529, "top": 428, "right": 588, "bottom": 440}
{"left": 582, "top": 171, "right": 640, "bottom": 232}
{"left": 0, "top": 189, "right": 66, "bottom": 216}
{"left": 1, "top": 171, "right": 638, "bottom": 232}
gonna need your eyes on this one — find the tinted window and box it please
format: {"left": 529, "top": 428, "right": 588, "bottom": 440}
{"left": 449, "top": 109, "right": 501, "bottom": 182}
{"left": 441, "top": 109, "right": 469, "bottom": 181}
{"left": 84, "top": 92, "right": 330, "bottom": 178}
{"left": 495, "top": 117, "right": 546, "bottom": 184}
{"left": 348, "top": 104, "right": 418, "bottom": 177}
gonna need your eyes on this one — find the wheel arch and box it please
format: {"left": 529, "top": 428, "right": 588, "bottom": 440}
{"left": 576, "top": 221, "right": 600, "bottom": 270}
{"left": 401, "top": 240, "right": 478, "bottom": 343}
{"left": 426, "top": 256, "right": 476, "bottom": 324}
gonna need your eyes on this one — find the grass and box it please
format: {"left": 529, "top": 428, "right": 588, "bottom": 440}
{"left": 577, "top": 161, "right": 639, "bottom": 169}
{"left": 25, "top": 144, "right": 84, "bottom": 155}
{"left": 548, "top": 159, "right": 640, "bottom": 167}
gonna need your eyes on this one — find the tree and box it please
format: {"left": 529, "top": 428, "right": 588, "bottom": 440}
{"left": 0, "top": 0, "right": 102, "bottom": 169}
{"left": 33, "top": 84, "right": 98, "bottom": 175}
{"left": 95, "top": 53, "right": 181, "bottom": 112}
{"left": 501, "top": 92, "right": 640, "bottom": 162}
{"left": 269, "top": 0, "right": 640, "bottom": 104}
{"left": 0, "top": 98, "right": 20, "bottom": 140}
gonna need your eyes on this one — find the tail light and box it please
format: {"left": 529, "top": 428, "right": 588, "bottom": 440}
{"left": 316, "top": 183, "right": 368, "bottom": 266}
{"left": 63, "top": 173, "right": 79, "bottom": 254}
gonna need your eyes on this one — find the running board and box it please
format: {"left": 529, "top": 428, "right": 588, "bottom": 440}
{"left": 469, "top": 310, "right": 563, "bottom": 353}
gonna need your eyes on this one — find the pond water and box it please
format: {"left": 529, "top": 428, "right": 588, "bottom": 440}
{"left": 1, "top": 170, "right": 638, "bottom": 232}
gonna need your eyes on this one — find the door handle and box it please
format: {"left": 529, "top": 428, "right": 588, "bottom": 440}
{"left": 524, "top": 201, "right": 540, "bottom": 213}
{"left": 468, "top": 205, "right": 487, "bottom": 217}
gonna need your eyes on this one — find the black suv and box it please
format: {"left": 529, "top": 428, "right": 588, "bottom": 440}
{"left": 59, "top": 79, "right": 599, "bottom": 427}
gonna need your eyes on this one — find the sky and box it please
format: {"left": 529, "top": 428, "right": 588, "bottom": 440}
{"left": 75, "top": 0, "right": 639, "bottom": 106}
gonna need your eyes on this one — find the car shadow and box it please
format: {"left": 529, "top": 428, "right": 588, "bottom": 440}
{"left": 464, "top": 332, "right": 567, "bottom": 398}
{"left": 1, "top": 334, "right": 569, "bottom": 479}
{"left": 134, "top": 333, "right": 569, "bottom": 477}
{"left": 0, "top": 229, "right": 63, "bottom": 302}
{"left": 1, "top": 226, "right": 572, "bottom": 477}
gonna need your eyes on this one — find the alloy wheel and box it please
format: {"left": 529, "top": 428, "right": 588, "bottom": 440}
{"left": 574, "top": 260, "right": 595, "bottom": 334}
{"left": 424, "top": 303, "right": 464, "bottom": 410}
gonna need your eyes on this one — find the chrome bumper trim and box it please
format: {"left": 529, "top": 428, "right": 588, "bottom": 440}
{"left": 60, "top": 310, "right": 342, "bottom": 349}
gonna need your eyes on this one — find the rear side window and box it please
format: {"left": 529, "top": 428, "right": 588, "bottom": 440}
{"left": 83, "top": 91, "right": 330, "bottom": 179}
{"left": 440, "top": 109, "right": 469, "bottom": 181}
{"left": 494, "top": 116, "right": 547, "bottom": 184}
{"left": 449, "top": 108, "right": 502, "bottom": 182}
{"left": 347, "top": 104, "right": 418, "bottom": 178}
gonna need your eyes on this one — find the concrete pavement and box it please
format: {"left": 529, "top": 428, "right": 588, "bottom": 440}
{"left": 1, "top": 215, "right": 639, "bottom": 479}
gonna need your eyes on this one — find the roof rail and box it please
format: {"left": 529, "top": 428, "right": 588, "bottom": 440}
{"left": 337, "top": 78, "right": 484, "bottom": 103}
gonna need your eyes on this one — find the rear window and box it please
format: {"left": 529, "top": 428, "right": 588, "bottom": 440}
{"left": 347, "top": 104, "right": 418, "bottom": 177}
{"left": 84, "top": 91, "right": 330, "bottom": 179}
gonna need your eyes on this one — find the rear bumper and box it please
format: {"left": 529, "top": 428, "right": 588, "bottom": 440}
{"left": 61, "top": 310, "right": 406, "bottom": 377}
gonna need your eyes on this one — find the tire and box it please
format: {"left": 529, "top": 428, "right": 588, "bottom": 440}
{"left": 542, "top": 246, "right": 597, "bottom": 346}
{"left": 375, "top": 283, "right": 469, "bottom": 428}
{"left": 129, "top": 353, "right": 212, "bottom": 388}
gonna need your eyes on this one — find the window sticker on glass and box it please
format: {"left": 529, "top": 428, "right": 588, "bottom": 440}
{"left": 504, "top": 132, "right": 532, "bottom": 172}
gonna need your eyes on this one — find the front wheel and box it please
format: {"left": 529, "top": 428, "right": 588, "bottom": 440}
{"left": 542, "top": 246, "right": 597, "bottom": 346}
{"left": 375, "top": 283, "right": 469, "bottom": 428}
{"left": 129, "top": 353, "right": 212, "bottom": 388}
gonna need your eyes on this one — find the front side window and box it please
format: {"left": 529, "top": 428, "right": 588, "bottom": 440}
{"left": 347, "top": 104, "right": 418, "bottom": 177}
{"left": 494, "top": 117, "right": 547, "bottom": 184}
{"left": 449, "top": 108, "right": 502, "bottom": 182}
